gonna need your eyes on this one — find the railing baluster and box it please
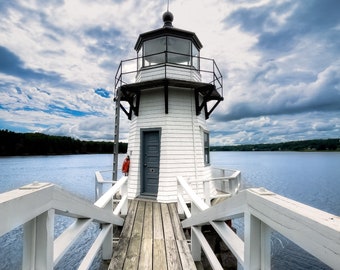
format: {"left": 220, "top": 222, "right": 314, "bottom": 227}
{"left": 23, "top": 209, "right": 54, "bottom": 270}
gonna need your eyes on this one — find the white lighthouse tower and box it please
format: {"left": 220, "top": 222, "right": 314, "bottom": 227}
{"left": 114, "top": 11, "right": 223, "bottom": 203}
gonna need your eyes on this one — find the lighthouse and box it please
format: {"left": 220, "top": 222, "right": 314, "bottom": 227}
{"left": 114, "top": 11, "right": 223, "bottom": 203}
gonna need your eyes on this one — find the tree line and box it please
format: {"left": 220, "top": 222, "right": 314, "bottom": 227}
{"left": 1, "top": 130, "right": 338, "bottom": 156}
{"left": 0, "top": 130, "right": 127, "bottom": 156}
{"left": 210, "top": 138, "right": 340, "bottom": 152}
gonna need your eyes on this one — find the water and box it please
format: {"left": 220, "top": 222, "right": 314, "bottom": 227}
{"left": 0, "top": 152, "right": 339, "bottom": 269}
{"left": 210, "top": 151, "right": 340, "bottom": 269}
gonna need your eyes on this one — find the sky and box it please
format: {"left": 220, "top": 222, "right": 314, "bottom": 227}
{"left": 0, "top": 0, "right": 339, "bottom": 145}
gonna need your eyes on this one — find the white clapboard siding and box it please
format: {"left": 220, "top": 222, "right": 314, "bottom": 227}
{"left": 126, "top": 86, "right": 212, "bottom": 202}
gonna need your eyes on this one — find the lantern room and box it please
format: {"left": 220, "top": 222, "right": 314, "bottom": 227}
{"left": 135, "top": 11, "right": 201, "bottom": 71}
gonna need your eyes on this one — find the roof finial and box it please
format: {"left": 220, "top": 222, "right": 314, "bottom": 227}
{"left": 163, "top": 0, "right": 173, "bottom": 28}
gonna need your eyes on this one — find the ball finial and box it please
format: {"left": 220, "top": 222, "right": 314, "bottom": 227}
{"left": 163, "top": 11, "right": 174, "bottom": 27}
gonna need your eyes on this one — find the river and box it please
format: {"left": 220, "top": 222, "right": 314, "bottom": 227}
{"left": 0, "top": 152, "right": 339, "bottom": 269}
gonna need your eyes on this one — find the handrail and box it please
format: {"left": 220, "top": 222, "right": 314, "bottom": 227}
{"left": 0, "top": 175, "right": 128, "bottom": 270}
{"left": 177, "top": 177, "right": 340, "bottom": 270}
{"left": 114, "top": 51, "right": 223, "bottom": 97}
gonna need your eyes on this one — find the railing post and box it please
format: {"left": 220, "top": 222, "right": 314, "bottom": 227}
{"left": 203, "top": 181, "right": 211, "bottom": 206}
{"left": 190, "top": 203, "right": 202, "bottom": 261}
{"left": 102, "top": 225, "right": 113, "bottom": 260}
{"left": 23, "top": 209, "right": 55, "bottom": 270}
{"left": 121, "top": 179, "right": 128, "bottom": 215}
{"left": 244, "top": 211, "right": 261, "bottom": 270}
{"left": 261, "top": 222, "right": 272, "bottom": 269}
{"left": 177, "top": 182, "right": 184, "bottom": 216}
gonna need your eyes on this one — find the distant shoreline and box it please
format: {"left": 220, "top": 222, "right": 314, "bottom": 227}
{"left": 210, "top": 138, "right": 339, "bottom": 152}
{"left": 1, "top": 130, "right": 339, "bottom": 156}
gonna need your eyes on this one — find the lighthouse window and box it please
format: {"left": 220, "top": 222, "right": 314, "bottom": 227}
{"left": 192, "top": 45, "right": 199, "bottom": 70}
{"left": 203, "top": 131, "right": 210, "bottom": 165}
{"left": 167, "top": 37, "right": 191, "bottom": 65}
{"left": 144, "top": 37, "right": 166, "bottom": 66}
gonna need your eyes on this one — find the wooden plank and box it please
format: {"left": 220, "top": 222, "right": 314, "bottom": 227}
{"left": 153, "top": 203, "right": 164, "bottom": 239}
{"left": 124, "top": 201, "right": 145, "bottom": 269}
{"left": 108, "top": 238, "right": 129, "bottom": 270}
{"left": 124, "top": 237, "right": 142, "bottom": 270}
{"left": 153, "top": 239, "right": 167, "bottom": 269}
{"left": 168, "top": 203, "right": 186, "bottom": 240}
{"left": 142, "top": 201, "right": 153, "bottom": 239}
{"left": 131, "top": 201, "right": 145, "bottom": 238}
{"left": 138, "top": 238, "right": 153, "bottom": 270}
{"left": 176, "top": 240, "right": 196, "bottom": 270}
{"left": 161, "top": 203, "right": 175, "bottom": 240}
{"left": 109, "top": 200, "right": 138, "bottom": 270}
{"left": 165, "top": 239, "right": 182, "bottom": 270}
{"left": 121, "top": 200, "right": 138, "bottom": 238}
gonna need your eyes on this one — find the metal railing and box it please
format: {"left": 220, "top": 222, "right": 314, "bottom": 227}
{"left": 114, "top": 51, "right": 223, "bottom": 97}
{"left": 177, "top": 177, "right": 340, "bottom": 270}
{"left": 0, "top": 175, "right": 128, "bottom": 270}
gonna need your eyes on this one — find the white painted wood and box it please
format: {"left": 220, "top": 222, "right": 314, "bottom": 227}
{"left": 94, "top": 176, "right": 127, "bottom": 209}
{"left": 1, "top": 182, "right": 126, "bottom": 270}
{"left": 211, "top": 221, "right": 244, "bottom": 266}
{"left": 101, "top": 224, "right": 113, "bottom": 260}
{"left": 246, "top": 188, "right": 340, "bottom": 269}
{"left": 52, "top": 186, "right": 124, "bottom": 226}
{"left": 179, "top": 186, "right": 340, "bottom": 270}
{"left": 23, "top": 219, "right": 36, "bottom": 270}
{"left": 137, "top": 64, "right": 201, "bottom": 83}
{"left": 126, "top": 86, "right": 211, "bottom": 202}
{"left": 244, "top": 212, "right": 261, "bottom": 270}
{"left": 1, "top": 183, "right": 54, "bottom": 236}
{"left": 177, "top": 193, "right": 191, "bottom": 218}
{"left": 177, "top": 176, "right": 209, "bottom": 211}
{"left": 78, "top": 224, "right": 113, "bottom": 270}
{"left": 261, "top": 222, "right": 272, "bottom": 270}
{"left": 181, "top": 190, "right": 246, "bottom": 228}
{"left": 54, "top": 218, "right": 93, "bottom": 266}
{"left": 191, "top": 226, "right": 223, "bottom": 270}
{"left": 23, "top": 209, "right": 54, "bottom": 270}
{"left": 113, "top": 194, "right": 128, "bottom": 216}
{"left": 190, "top": 204, "right": 202, "bottom": 262}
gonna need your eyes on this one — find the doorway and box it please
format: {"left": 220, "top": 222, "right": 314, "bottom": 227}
{"left": 141, "top": 129, "right": 161, "bottom": 197}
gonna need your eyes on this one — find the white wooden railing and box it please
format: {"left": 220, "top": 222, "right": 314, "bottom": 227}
{"left": 203, "top": 168, "right": 241, "bottom": 206}
{"left": 177, "top": 176, "right": 340, "bottom": 270}
{"left": 0, "top": 175, "right": 128, "bottom": 270}
{"left": 95, "top": 170, "right": 116, "bottom": 201}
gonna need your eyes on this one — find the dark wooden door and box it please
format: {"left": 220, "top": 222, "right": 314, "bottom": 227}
{"left": 141, "top": 130, "right": 160, "bottom": 196}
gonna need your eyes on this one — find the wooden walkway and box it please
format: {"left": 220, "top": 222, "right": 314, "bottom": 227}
{"left": 108, "top": 200, "right": 196, "bottom": 270}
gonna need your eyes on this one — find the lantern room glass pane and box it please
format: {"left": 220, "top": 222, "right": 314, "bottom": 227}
{"left": 192, "top": 44, "right": 199, "bottom": 70}
{"left": 137, "top": 48, "right": 142, "bottom": 70}
{"left": 167, "top": 37, "right": 191, "bottom": 65}
{"left": 144, "top": 37, "right": 166, "bottom": 66}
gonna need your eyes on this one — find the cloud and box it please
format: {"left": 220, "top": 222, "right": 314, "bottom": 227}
{"left": 0, "top": 46, "right": 63, "bottom": 82}
{"left": 0, "top": 0, "right": 339, "bottom": 145}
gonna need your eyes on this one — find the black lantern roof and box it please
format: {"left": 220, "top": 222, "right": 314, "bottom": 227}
{"left": 134, "top": 11, "right": 203, "bottom": 51}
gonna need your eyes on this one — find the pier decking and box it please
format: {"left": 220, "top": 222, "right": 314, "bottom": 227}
{"left": 108, "top": 200, "right": 196, "bottom": 270}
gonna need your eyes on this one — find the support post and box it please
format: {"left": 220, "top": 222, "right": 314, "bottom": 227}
{"left": 23, "top": 209, "right": 55, "bottom": 270}
{"left": 203, "top": 181, "right": 211, "bottom": 206}
{"left": 177, "top": 184, "right": 184, "bottom": 216}
{"left": 121, "top": 180, "right": 128, "bottom": 215}
{"left": 261, "top": 222, "right": 272, "bottom": 270}
{"left": 102, "top": 225, "right": 113, "bottom": 260}
{"left": 244, "top": 211, "right": 261, "bottom": 270}
{"left": 190, "top": 203, "right": 201, "bottom": 261}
